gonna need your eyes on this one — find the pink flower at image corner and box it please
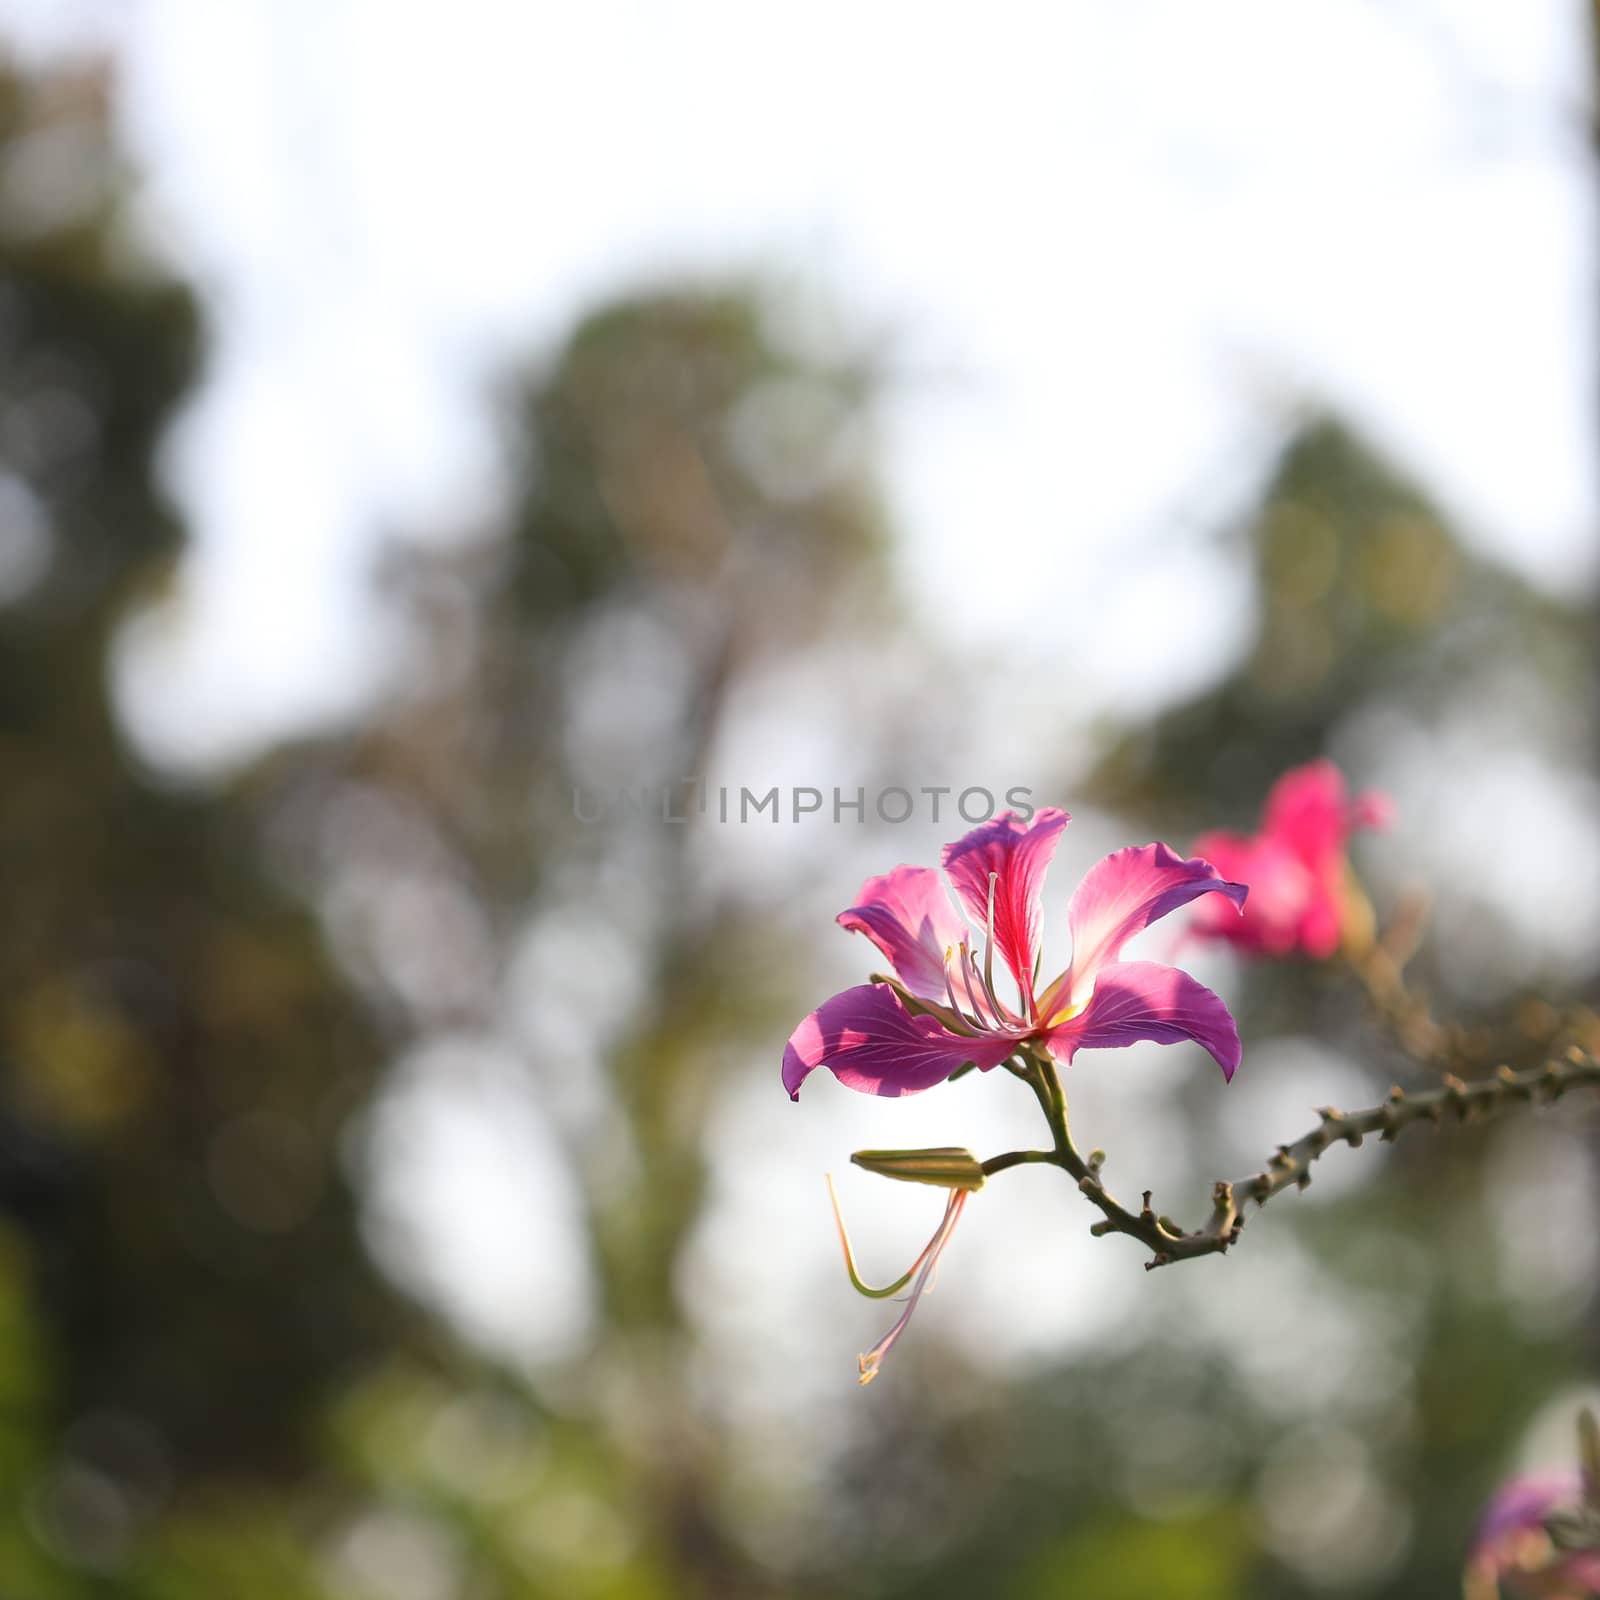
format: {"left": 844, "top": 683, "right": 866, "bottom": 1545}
{"left": 1188, "top": 758, "right": 1393, "bottom": 961}
{"left": 781, "top": 806, "right": 1249, "bottom": 1103}
{"left": 1464, "top": 1470, "right": 1600, "bottom": 1600}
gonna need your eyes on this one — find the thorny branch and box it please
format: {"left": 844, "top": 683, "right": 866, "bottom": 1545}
{"left": 898, "top": 912, "right": 1600, "bottom": 1271}
{"left": 980, "top": 1040, "right": 1600, "bottom": 1272}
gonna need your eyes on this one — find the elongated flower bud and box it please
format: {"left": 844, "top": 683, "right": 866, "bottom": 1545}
{"left": 851, "top": 1147, "right": 986, "bottom": 1191}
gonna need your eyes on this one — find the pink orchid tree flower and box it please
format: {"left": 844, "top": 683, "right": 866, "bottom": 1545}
{"left": 1464, "top": 1470, "right": 1600, "bottom": 1599}
{"left": 1188, "top": 758, "right": 1392, "bottom": 960}
{"left": 783, "top": 807, "right": 1248, "bottom": 1102}
{"left": 782, "top": 808, "right": 1246, "bottom": 1382}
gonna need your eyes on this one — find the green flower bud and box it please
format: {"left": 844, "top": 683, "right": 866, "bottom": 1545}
{"left": 851, "top": 1147, "right": 986, "bottom": 1191}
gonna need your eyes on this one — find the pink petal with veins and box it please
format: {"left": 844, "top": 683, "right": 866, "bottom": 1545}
{"left": 940, "top": 808, "right": 1069, "bottom": 1010}
{"left": 1046, "top": 960, "right": 1241, "bottom": 1081}
{"left": 837, "top": 865, "right": 969, "bottom": 1004}
{"left": 1058, "top": 842, "right": 1246, "bottom": 1012}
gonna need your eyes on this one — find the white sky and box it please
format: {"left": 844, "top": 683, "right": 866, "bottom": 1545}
{"left": 5, "top": 0, "right": 1596, "bottom": 770}
{"left": 3, "top": 0, "right": 1596, "bottom": 1397}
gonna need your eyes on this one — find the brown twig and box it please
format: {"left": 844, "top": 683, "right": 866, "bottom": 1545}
{"left": 982, "top": 1045, "right": 1600, "bottom": 1271}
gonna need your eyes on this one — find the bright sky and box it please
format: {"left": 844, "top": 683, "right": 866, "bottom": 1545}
{"left": 5, "top": 0, "right": 1595, "bottom": 769}
{"left": 4, "top": 0, "right": 1596, "bottom": 1423}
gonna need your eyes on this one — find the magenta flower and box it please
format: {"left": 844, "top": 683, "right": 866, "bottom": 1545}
{"left": 1465, "top": 1470, "right": 1600, "bottom": 1599}
{"left": 782, "top": 808, "right": 1249, "bottom": 1101}
{"left": 1188, "top": 759, "right": 1391, "bottom": 960}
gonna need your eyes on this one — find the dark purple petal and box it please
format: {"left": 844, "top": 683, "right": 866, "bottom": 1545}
{"left": 837, "top": 865, "right": 968, "bottom": 1004}
{"left": 782, "top": 984, "right": 1016, "bottom": 1100}
{"left": 940, "top": 808, "right": 1069, "bottom": 1007}
{"left": 1045, "top": 960, "right": 1241, "bottom": 1081}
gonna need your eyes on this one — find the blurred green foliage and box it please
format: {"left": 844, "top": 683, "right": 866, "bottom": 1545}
{"left": 0, "top": 53, "right": 410, "bottom": 1593}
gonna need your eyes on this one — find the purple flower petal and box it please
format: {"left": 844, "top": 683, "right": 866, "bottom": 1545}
{"left": 782, "top": 984, "right": 1016, "bottom": 1100}
{"left": 837, "top": 865, "right": 969, "bottom": 1004}
{"left": 1046, "top": 960, "right": 1241, "bottom": 1081}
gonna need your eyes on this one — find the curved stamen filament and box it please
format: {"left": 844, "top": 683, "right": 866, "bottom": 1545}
{"left": 857, "top": 1189, "right": 969, "bottom": 1386}
{"left": 969, "top": 947, "right": 1019, "bottom": 1029}
{"left": 913, "top": 1244, "right": 946, "bottom": 1301}
{"left": 958, "top": 938, "right": 998, "bottom": 1031}
{"left": 827, "top": 1174, "right": 944, "bottom": 1300}
{"left": 942, "top": 947, "right": 981, "bottom": 1033}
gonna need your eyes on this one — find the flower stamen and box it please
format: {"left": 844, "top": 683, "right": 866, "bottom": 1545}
{"left": 958, "top": 938, "right": 998, "bottom": 1032}
{"left": 856, "top": 1188, "right": 969, "bottom": 1385}
{"left": 826, "top": 1174, "right": 939, "bottom": 1300}
{"left": 941, "top": 946, "right": 981, "bottom": 1034}
{"left": 970, "top": 947, "right": 1019, "bottom": 1029}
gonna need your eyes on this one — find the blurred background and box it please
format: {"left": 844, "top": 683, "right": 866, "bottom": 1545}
{"left": 0, "top": 2, "right": 1596, "bottom": 1595}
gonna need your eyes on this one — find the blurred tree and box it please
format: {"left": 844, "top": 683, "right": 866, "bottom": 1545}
{"left": 0, "top": 47, "right": 919, "bottom": 1597}
{"left": 273, "top": 284, "right": 897, "bottom": 1598}
{"left": 0, "top": 52, "right": 412, "bottom": 1590}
